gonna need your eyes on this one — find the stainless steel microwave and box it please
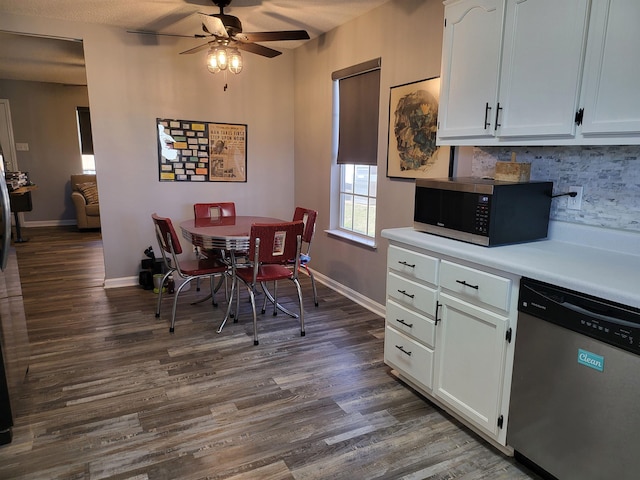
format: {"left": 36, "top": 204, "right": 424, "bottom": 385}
{"left": 414, "top": 177, "right": 553, "bottom": 246}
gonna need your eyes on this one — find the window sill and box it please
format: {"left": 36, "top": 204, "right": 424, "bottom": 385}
{"left": 325, "top": 229, "right": 377, "bottom": 250}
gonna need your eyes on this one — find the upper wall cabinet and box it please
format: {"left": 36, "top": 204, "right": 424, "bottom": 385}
{"left": 437, "top": 0, "right": 640, "bottom": 146}
{"left": 496, "top": 0, "right": 589, "bottom": 138}
{"left": 437, "top": 0, "right": 504, "bottom": 140}
{"left": 580, "top": 0, "right": 640, "bottom": 137}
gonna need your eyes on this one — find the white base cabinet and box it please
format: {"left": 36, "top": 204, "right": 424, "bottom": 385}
{"left": 434, "top": 292, "right": 508, "bottom": 437}
{"left": 384, "top": 242, "right": 518, "bottom": 449}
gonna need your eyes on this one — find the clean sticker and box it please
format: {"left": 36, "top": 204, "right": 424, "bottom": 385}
{"left": 578, "top": 349, "right": 604, "bottom": 372}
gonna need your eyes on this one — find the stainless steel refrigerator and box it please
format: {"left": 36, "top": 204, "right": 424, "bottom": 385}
{"left": 0, "top": 159, "right": 30, "bottom": 445}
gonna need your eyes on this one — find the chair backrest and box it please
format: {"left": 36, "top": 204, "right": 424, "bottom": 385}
{"left": 71, "top": 173, "right": 96, "bottom": 191}
{"left": 249, "top": 221, "right": 304, "bottom": 266}
{"left": 194, "top": 202, "right": 236, "bottom": 220}
{"left": 152, "top": 213, "right": 183, "bottom": 256}
{"left": 293, "top": 207, "right": 317, "bottom": 248}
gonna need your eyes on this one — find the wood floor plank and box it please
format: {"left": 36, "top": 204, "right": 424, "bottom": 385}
{"left": 0, "top": 226, "right": 543, "bottom": 480}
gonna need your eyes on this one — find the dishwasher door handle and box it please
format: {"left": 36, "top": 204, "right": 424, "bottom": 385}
{"left": 523, "top": 283, "right": 639, "bottom": 329}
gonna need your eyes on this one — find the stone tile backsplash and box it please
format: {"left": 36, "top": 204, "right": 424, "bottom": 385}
{"left": 471, "top": 145, "right": 640, "bottom": 233}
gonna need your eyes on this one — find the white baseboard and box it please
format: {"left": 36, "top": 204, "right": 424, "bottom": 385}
{"left": 24, "top": 219, "right": 76, "bottom": 227}
{"left": 104, "top": 276, "right": 139, "bottom": 289}
{"left": 104, "top": 271, "right": 387, "bottom": 319}
{"left": 311, "top": 270, "right": 385, "bottom": 318}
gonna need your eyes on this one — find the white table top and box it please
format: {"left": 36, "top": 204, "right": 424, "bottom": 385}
{"left": 382, "top": 222, "right": 640, "bottom": 309}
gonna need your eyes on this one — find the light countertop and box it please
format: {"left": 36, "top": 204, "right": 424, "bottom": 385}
{"left": 381, "top": 221, "right": 640, "bottom": 309}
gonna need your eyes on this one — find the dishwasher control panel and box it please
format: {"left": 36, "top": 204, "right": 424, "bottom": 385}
{"left": 519, "top": 278, "right": 640, "bottom": 355}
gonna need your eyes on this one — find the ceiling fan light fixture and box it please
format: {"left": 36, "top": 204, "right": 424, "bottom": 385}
{"left": 216, "top": 46, "right": 229, "bottom": 71}
{"left": 228, "top": 48, "right": 243, "bottom": 74}
{"left": 206, "top": 47, "right": 221, "bottom": 74}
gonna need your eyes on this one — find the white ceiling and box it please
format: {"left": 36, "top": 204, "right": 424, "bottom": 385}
{"left": 0, "top": 0, "right": 392, "bottom": 86}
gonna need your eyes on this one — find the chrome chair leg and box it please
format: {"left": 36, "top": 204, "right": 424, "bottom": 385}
{"left": 305, "top": 266, "right": 319, "bottom": 307}
{"left": 261, "top": 281, "right": 298, "bottom": 318}
{"left": 293, "top": 278, "right": 305, "bottom": 337}
{"left": 155, "top": 270, "right": 173, "bottom": 319}
{"left": 190, "top": 274, "right": 224, "bottom": 307}
{"left": 217, "top": 272, "right": 236, "bottom": 333}
{"left": 247, "top": 285, "right": 259, "bottom": 345}
{"left": 170, "top": 278, "right": 193, "bottom": 333}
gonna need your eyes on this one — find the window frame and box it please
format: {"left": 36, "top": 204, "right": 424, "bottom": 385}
{"left": 328, "top": 58, "right": 381, "bottom": 248}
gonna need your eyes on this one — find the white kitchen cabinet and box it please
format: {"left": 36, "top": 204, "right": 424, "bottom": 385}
{"left": 434, "top": 292, "right": 509, "bottom": 437}
{"left": 438, "top": 0, "right": 591, "bottom": 145}
{"left": 384, "top": 245, "right": 438, "bottom": 391}
{"left": 496, "top": 0, "right": 589, "bottom": 138}
{"left": 579, "top": 0, "right": 640, "bottom": 137}
{"left": 384, "top": 241, "right": 517, "bottom": 449}
{"left": 437, "top": 0, "right": 503, "bottom": 139}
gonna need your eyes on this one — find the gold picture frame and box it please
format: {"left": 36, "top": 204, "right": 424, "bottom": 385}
{"left": 386, "top": 77, "right": 452, "bottom": 179}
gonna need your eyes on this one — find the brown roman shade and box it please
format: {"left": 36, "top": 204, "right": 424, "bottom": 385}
{"left": 332, "top": 58, "right": 381, "bottom": 165}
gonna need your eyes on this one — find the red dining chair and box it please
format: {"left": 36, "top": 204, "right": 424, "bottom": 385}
{"left": 292, "top": 207, "right": 319, "bottom": 306}
{"left": 152, "top": 213, "right": 229, "bottom": 333}
{"left": 193, "top": 202, "right": 236, "bottom": 220}
{"left": 193, "top": 202, "right": 237, "bottom": 295}
{"left": 234, "top": 220, "right": 305, "bottom": 345}
{"left": 260, "top": 207, "right": 319, "bottom": 315}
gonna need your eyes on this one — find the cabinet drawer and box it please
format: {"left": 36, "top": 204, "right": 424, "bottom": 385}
{"left": 386, "top": 298, "right": 436, "bottom": 348}
{"left": 387, "top": 272, "right": 438, "bottom": 316}
{"left": 388, "top": 245, "right": 438, "bottom": 285}
{"left": 384, "top": 325, "right": 434, "bottom": 390}
{"left": 440, "top": 260, "right": 511, "bottom": 312}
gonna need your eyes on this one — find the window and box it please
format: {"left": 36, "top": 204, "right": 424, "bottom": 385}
{"left": 76, "top": 106, "right": 95, "bottom": 174}
{"left": 340, "top": 164, "right": 377, "bottom": 237}
{"left": 331, "top": 58, "right": 381, "bottom": 243}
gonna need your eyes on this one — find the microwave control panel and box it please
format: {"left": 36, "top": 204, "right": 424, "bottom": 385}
{"left": 474, "top": 194, "right": 491, "bottom": 235}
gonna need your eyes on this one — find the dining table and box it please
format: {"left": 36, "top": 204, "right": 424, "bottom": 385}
{"left": 180, "top": 215, "right": 284, "bottom": 252}
{"left": 180, "top": 215, "right": 291, "bottom": 332}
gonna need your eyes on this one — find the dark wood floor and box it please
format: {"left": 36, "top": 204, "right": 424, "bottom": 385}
{"left": 0, "top": 226, "right": 542, "bottom": 480}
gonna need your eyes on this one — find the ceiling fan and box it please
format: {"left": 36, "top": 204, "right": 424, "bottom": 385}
{"left": 129, "top": 0, "right": 310, "bottom": 59}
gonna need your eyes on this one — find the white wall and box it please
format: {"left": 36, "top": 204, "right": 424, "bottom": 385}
{"left": 294, "top": 0, "right": 445, "bottom": 305}
{"left": 0, "top": 12, "right": 297, "bottom": 284}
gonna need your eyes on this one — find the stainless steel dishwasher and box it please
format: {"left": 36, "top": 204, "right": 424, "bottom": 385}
{"left": 508, "top": 277, "right": 640, "bottom": 480}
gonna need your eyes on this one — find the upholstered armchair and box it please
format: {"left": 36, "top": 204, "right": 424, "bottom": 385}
{"left": 71, "top": 174, "right": 101, "bottom": 230}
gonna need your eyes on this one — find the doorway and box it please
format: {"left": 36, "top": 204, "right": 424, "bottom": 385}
{"left": 0, "top": 32, "right": 104, "bottom": 273}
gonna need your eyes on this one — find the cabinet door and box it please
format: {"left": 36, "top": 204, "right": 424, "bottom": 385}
{"left": 496, "top": 0, "right": 590, "bottom": 138}
{"left": 434, "top": 292, "right": 508, "bottom": 437}
{"left": 437, "top": 0, "right": 504, "bottom": 139}
{"left": 580, "top": 0, "right": 640, "bottom": 135}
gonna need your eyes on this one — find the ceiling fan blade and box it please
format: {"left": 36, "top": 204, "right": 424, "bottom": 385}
{"left": 127, "top": 30, "right": 208, "bottom": 39}
{"left": 236, "top": 42, "right": 282, "bottom": 58}
{"left": 179, "top": 42, "right": 214, "bottom": 55}
{"left": 240, "top": 30, "right": 310, "bottom": 42}
{"left": 199, "top": 13, "right": 228, "bottom": 38}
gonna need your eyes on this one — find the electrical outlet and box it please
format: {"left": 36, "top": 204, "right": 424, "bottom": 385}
{"left": 567, "top": 186, "right": 583, "bottom": 210}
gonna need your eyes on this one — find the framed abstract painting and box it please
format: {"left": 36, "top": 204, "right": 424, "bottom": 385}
{"left": 386, "top": 77, "right": 453, "bottom": 179}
